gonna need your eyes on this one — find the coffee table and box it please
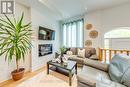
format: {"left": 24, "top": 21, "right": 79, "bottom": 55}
{"left": 47, "top": 60, "right": 77, "bottom": 86}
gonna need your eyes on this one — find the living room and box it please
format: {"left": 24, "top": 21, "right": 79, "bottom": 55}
{"left": 0, "top": 0, "right": 130, "bottom": 87}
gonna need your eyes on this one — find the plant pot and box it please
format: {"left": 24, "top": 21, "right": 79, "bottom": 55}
{"left": 11, "top": 68, "right": 25, "bottom": 81}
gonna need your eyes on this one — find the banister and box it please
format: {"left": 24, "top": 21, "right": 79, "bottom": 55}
{"left": 98, "top": 48, "right": 130, "bottom": 63}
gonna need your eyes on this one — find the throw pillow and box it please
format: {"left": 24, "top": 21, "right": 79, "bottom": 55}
{"left": 91, "top": 48, "right": 96, "bottom": 55}
{"left": 66, "top": 51, "right": 73, "bottom": 55}
{"left": 85, "top": 48, "right": 91, "bottom": 58}
{"left": 77, "top": 49, "right": 85, "bottom": 58}
{"left": 70, "top": 48, "right": 77, "bottom": 55}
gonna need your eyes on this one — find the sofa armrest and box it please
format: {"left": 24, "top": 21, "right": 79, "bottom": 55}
{"left": 89, "top": 54, "right": 99, "bottom": 60}
{"left": 77, "top": 74, "right": 96, "bottom": 87}
{"left": 84, "top": 59, "right": 108, "bottom": 72}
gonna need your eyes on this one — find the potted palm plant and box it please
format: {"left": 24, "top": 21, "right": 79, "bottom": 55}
{"left": 60, "top": 46, "right": 66, "bottom": 63}
{"left": 0, "top": 13, "right": 32, "bottom": 81}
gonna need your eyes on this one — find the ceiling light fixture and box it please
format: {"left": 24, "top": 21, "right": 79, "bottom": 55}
{"left": 85, "top": 8, "right": 88, "bottom": 10}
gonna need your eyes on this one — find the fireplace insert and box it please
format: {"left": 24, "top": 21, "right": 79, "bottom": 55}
{"left": 39, "top": 44, "right": 52, "bottom": 56}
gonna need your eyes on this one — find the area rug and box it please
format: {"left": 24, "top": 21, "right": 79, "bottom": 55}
{"left": 16, "top": 71, "right": 77, "bottom": 87}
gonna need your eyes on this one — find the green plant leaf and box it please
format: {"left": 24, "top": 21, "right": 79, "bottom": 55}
{"left": 0, "top": 13, "right": 32, "bottom": 70}
{"left": 4, "top": 14, "right": 15, "bottom": 29}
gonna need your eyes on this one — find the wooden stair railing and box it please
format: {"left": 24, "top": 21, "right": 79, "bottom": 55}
{"left": 98, "top": 48, "right": 130, "bottom": 62}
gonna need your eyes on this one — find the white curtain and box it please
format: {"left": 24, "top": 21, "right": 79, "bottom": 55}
{"left": 62, "top": 19, "right": 84, "bottom": 47}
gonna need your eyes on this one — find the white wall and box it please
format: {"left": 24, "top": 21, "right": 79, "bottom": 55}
{"left": 0, "top": 1, "right": 61, "bottom": 83}
{"left": 30, "top": 7, "right": 60, "bottom": 71}
{"left": 0, "top": 3, "right": 31, "bottom": 83}
{"left": 84, "top": 3, "right": 130, "bottom": 49}
{"left": 110, "top": 38, "right": 130, "bottom": 50}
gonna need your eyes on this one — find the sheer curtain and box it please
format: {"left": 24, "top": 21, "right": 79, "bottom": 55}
{"left": 62, "top": 19, "right": 84, "bottom": 47}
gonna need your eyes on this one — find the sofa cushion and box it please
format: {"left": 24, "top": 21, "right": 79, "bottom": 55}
{"left": 84, "top": 58, "right": 108, "bottom": 72}
{"left": 109, "top": 54, "right": 130, "bottom": 86}
{"left": 70, "top": 48, "right": 77, "bottom": 55}
{"left": 68, "top": 55, "right": 84, "bottom": 64}
{"left": 89, "top": 54, "right": 98, "bottom": 60}
{"left": 77, "top": 65, "right": 110, "bottom": 87}
{"left": 85, "top": 47, "right": 91, "bottom": 58}
{"left": 90, "top": 48, "right": 96, "bottom": 55}
{"left": 69, "top": 47, "right": 97, "bottom": 58}
{"left": 84, "top": 47, "right": 96, "bottom": 58}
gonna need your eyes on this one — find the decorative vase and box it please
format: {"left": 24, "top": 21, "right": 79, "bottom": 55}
{"left": 60, "top": 53, "right": 64, "bottom": 63}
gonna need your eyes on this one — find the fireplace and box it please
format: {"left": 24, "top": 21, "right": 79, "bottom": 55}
{"left": 39, "top": 44, "right": 53, "bottom": 56}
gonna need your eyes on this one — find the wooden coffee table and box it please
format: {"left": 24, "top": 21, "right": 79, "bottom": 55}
{"left": 47, "top": 60, "right": 77, "bottom": 86}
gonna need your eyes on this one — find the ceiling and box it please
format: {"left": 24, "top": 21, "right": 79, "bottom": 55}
{"left": 16, "top": 0, "right": 130, "bottom": 20}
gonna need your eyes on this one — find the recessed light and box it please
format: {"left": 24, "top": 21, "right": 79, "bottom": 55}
{"left": 85, "top": 8, "right": 88, "bottom": 10}
{"left": 39, "top": 0, "right": 42, "bottom": 2}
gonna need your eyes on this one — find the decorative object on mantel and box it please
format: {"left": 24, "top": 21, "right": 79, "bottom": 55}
{"left": 60, "top": 46, "right": 67, "bottom": 63}
{"left": 85, "top": 40, "right": 92, "bottom": 47}
{"left": 86, "top": 23, "right": 93, "bottom": 30}
{"left": 89, "top": 30, "right": 98, "bottom": 38}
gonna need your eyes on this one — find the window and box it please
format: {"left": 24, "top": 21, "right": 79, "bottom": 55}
{"left": 62, "top": 19, "right": 84, "bottom": 47}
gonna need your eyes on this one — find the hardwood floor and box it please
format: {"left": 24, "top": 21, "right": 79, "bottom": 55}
{"left": 0, "top": 67, "right": 46, "bottom": 87}
{"left": 0, "top": 66, "right": 81, "bottom": 87}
